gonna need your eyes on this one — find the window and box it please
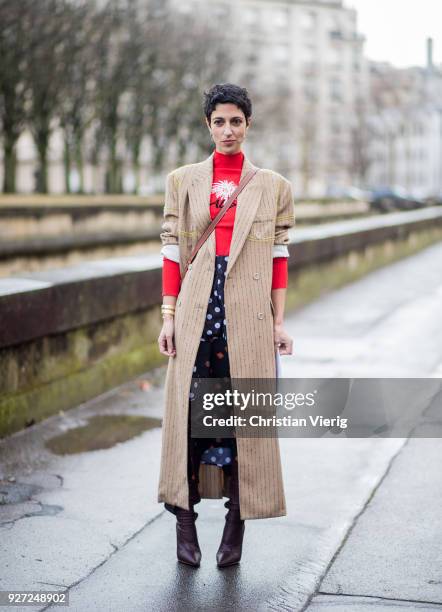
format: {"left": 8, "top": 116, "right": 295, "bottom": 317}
{"left": 214, "top": 5, "right": 228, "bottom": 18}
{"left": 326, "top": 48, "right": 341, "bottom": 67}
{"left": 304, "top": 85, "right": 318, "bottom": 102}
{"left": 244, "top": 7, "right": 259, "bottom": 25}
{"left": 330, "top": 17, "right": 341, "bottom": 31}
{"left": 274, "top": 45, "right": 289, "bottom": 63}
{"left": 303, "top": 45, "right": 316, "bottom": 62}
{"left": 300, "top": 11, "right": 316, "bottom": 30}
{"left": 246, "top": 51, "right": 259, "bottom": 64}
{"left": 272, "top": 8, "right": 288, "bottom": 28}
{"left": 330, "top": 78, "right": 343, "bottom": 102}
{"left": 329, "top": 30, "right": 343, "bottom": 40}
{"left": 177, "top": 2, "right": 191, "bottom": 14}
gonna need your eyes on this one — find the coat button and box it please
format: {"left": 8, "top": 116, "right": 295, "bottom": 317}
{"left": 188, "top": 263, "right": 192, "bottom": 270}
{"left": 253, "top": 272, "right": 260, "bottom": 280}
{"left": 257, "top": 312, "right": 264, "bottom": 319}
{"left": 255, "top": 231, "right": 261, "bottom": 238}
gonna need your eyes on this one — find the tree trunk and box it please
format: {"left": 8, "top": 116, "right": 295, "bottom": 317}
{"left": 106, "top": 129, "right": 120, "bottom": 193}
{"left": 2, "top": 135, "right": 17, "bottom": 193}
{"left": 177, "top": 138, "right": 186, "bottom": 167}
{"left": 131, "top": 140, "right": 141, "bottom": 194}
{"left": 63, "top": 131, "right": 71, "bottom": 193}
{"left": 35, "top": 128, "right": 49, "bottom": 193}
{"left": 74, "top": 135, "right": 85, "bottom": 194}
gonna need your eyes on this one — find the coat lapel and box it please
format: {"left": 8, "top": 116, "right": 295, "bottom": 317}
{"left": 188, "top": 151, "right": 263, "bottom": 277}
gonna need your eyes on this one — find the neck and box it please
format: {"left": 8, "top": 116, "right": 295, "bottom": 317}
{"left": 214, "top": 148, "right": 243, "bottom": 157}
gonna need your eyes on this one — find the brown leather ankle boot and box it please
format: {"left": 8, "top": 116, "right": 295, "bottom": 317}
{"left": 216, "top": 460, "right": 245, "bottom": 568}
{"left": 216, "top": 508, "right": 245, "bottom": 568}
{"left": 176, "top": 506, "right": 201, "bottom": 567}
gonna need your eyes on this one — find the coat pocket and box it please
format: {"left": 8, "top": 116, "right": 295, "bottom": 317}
{"left": 247, "top": 218, "right": 274, "bottom": 242}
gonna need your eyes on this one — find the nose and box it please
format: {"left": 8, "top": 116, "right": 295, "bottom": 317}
{"left": 223, "top": 124, "right": 233, "bottom": 136}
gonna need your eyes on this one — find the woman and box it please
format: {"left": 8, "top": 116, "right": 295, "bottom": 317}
{"left": 157, "top": 83, "right": 295, "bottom": 568}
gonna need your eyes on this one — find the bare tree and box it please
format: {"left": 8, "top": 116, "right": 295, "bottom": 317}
{"left": 292, "top": 83, "right": 318, "bottom": 197}
{"left": 0, "top": 0, "right": 32, "bottom": 192}
{"left": 162, "top": 9, "right": 232, "bottom": 168}
{"left": 91, "top": 0, "right": 148, "bottom": 193}
{"left": 0, "top": 0, "right": 233, "bottom": 194}
{"left": 350, "top": 96, "right": 374, "bottom": 186}
{"left": 25, "top": 0, "right": 74, "bottom": 192}
{"left": 121, "top": 1, "right": 231, "bottom": 184}
{"left": 58, "top": 0, "right": 98, "bottom": 193}
{"left": 246, "top": 77, "right": 293, "bottom": 176}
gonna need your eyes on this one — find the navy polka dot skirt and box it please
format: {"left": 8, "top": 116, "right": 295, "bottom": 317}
{"left": 201, "top": 255, "right": 229, "bottom": 344}
{"left": 189, "top": 255, "right": 237, "bottom": 470}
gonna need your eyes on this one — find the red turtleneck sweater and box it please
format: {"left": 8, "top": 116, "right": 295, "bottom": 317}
{"left": 162, "top": 149, "right": 288, "bottom": 296}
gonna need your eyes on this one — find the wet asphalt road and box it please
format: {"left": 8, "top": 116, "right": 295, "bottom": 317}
{"left": 1, "top": 242, "right": 442, "bottom": 611}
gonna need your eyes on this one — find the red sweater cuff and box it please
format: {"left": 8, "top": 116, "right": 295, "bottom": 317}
{"left": 162, "top": 257, "right": 181, "bottom": 297}
{"left": 272, "top": 257, "right": 288, "bottom": 289}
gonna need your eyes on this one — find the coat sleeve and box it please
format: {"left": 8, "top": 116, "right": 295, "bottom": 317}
{"left": 159, "top": 171, "right": 179, "bottom": 248}
{"left": 274, "top": 177, "right": 295, "bottom": 249}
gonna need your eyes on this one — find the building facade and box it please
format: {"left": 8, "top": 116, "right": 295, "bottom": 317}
{"left": 367, "top": 48, "right": 442, "bottom": 198}
{"left": 173, "top": 0, "right": 369, "bottom": 197}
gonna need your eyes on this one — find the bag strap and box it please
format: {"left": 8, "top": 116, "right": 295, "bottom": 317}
{"left": 182, "top": 168, "right": 260, "bottom": 279}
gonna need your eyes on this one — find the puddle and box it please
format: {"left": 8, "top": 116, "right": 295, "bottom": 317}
{"left": 45, "top": 414, "right": 161, "bottom": 455}
{"left": 0, "top": 480, "right": 63, "bottom": 522}
{"left": 0, "top": 481, "right": 42, "bottom": 505}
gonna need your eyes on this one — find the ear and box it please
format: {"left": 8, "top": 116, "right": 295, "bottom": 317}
{"left": 205, "top": 117, "right": 211, "bottom": 130}
{"left": 246, "top": 117, "right": 252, "bottom": 129}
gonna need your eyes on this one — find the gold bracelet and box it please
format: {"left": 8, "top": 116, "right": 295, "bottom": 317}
{"left": 161, "top": 305, "right": 176, "bottom": 317}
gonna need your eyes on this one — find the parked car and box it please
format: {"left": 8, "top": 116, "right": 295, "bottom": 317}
{"left": 369, "top": 187, "right": 427, "bottom": 213}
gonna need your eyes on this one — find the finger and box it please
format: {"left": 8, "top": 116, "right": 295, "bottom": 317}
{"left": 166, "top": 335, "right": 176, "bottom": 356}
{"left": 158, "top": 336, "right": 166, "bottom": 355}
{"left": 281, "top": 342, "right": 290, "bottom": 355}
{"left": 159, "top": 334, "right": 171, "bottom": 357}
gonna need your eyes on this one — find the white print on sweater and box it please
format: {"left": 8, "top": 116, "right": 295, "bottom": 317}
{"left": 211, "top": 180, "right": 237, "bottom": 205}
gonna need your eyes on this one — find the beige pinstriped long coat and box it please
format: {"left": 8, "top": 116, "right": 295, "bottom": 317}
{"left": 157, "top": 151, "right": 295, "bottom": 520}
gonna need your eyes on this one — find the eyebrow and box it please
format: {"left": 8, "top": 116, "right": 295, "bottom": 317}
{"left": 212, "top": 116, "right": 243, "bottom": 120}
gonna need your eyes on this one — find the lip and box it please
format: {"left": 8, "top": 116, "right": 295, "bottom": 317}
{"left": 222, "top": 140, "right": 235, "bottom": 143}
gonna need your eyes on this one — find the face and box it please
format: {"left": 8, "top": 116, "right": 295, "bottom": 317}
{"left": 206, "top": 103, "right": 251, "bottom": 155}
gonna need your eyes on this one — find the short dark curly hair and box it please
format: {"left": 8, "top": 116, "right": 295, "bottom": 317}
{"left": 203, "top": 83, "right": 252, "bottom": 126}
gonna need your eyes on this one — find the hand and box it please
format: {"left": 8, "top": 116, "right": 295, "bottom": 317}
{"left": 273, "top": 322, "right": 293, "bottom": 356}
{"left": 158, "top": 317, "right": 176, "bottom": 357}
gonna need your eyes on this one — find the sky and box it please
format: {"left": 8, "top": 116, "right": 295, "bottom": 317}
{"left": 345, "top": 0, "right": 442, "bottom": 68}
